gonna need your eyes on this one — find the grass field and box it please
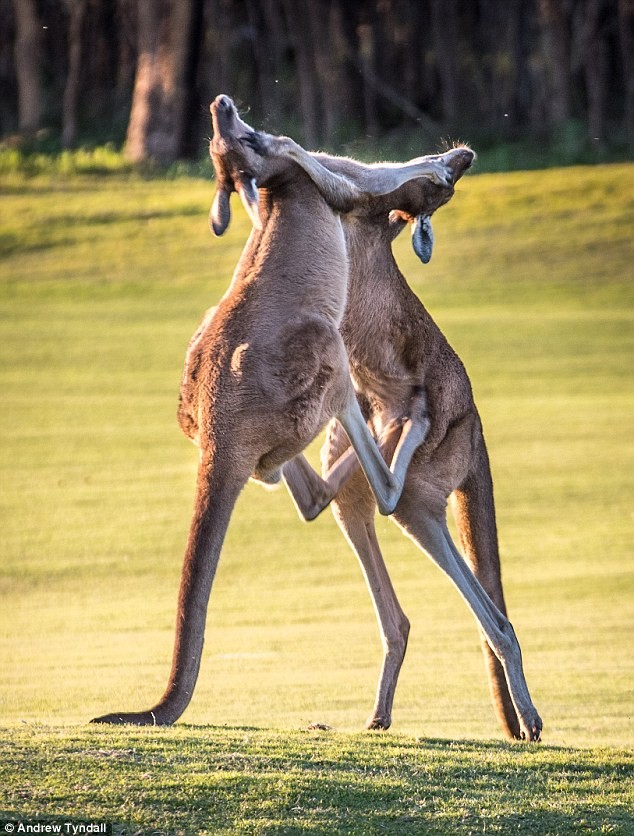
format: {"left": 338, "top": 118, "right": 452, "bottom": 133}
{"left": 1, "top": 162, "right": 633, "bottom": 833}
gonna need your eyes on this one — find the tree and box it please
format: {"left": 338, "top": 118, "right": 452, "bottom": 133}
{"left": 62, "top": 0, "right": 87, "bottom": 148}
{"left": 431, "top": 0, "right": 459, "bottom": 123}
{"left": 125, "top": 0, "right": 200, "bottom": 163}
{"left": 578, "top": 0, "right": 609, "bottom": 149}
{"left": 282, "top": 0, "right": 320, "bottom": 147}
{"left": 537, "top": 0, "right": 572, "bottom": 127}
{"left": 0, "top": 0, "right": 631, "bottom": 162}
{"left": 12, "top": 0, "right": 44, "bottom": 135}
{"left": 619, "top": 0, "right": 634, "bottom": 151}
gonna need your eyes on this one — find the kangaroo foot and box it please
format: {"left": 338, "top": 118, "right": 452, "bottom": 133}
{"left": 90, "top": 710, "right": 166, "bottom": 726}
{"left": 519, "top": 711, "right": 543, "bottom": 742}
{"left": 366, "top": 713, "right": 391, "bottom": 731}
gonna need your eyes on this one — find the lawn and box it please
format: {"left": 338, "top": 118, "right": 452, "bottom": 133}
{"left": 1, "top": 162, "right": 633, "bottom": 833}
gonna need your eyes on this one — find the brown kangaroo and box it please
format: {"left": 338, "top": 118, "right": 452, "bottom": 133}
{"left": 91, "top": 95, "right": 457, "bottom": 726}
{"left": 248, "top": 133, "right": 542, "bottom": 741}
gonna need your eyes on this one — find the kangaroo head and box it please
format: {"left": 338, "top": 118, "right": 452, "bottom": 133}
{"left": 209, "top": 94, "right": 264, "bottom": 235}
{"left": 209, "top": 94, "right": 302, "bottom": 235}
{"left": 388, "top": 145, "right": 475, "bottom": 264}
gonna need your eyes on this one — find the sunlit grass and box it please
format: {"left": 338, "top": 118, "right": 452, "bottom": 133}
{"left": 1, "top": 726, "right": 632, "bottom": 835}
{"left": 1, "top": 163, "right": 633, "bottom": 831}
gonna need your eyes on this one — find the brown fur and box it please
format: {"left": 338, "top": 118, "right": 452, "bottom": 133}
{"left": 90, "top": 96, "right": 454, "bottom": 726}
{"left": 265, "top": 143, "right": 542, "bottom": 741}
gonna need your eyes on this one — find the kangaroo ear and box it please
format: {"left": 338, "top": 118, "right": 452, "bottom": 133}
{"left": 210, "top": 185, "right": 231, "bottom": 236}
{"left": 237, "top": 175, "right": 262, "bottom": 230}
{"left": 411, "top": 214, "right": 434, "bottom": 264}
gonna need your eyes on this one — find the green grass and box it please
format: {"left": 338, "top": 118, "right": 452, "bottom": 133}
{"left": 1, "top": 163, "right": 633, "bottom": 832}
{"left": 1, "top": 726, "right": 632, "bottom": 834}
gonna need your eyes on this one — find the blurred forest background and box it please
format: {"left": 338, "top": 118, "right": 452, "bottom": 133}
{"left": 1, "top": 0, "right": 633, "bottom": 168}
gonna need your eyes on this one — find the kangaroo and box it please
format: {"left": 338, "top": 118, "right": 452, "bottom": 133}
{"left": 91, "top": 95, "right": 456, "bottom": 726}
{"left": 247, "top": 133, "right": 542, "bottom": 741}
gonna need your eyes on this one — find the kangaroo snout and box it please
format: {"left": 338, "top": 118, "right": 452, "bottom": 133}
{"left": 212, "top": 94, "right": 234, "bottom": 114}
{"left": 210, "top": 94, "right": 243, "bottom": 140}
{"left": 446, "top": 146, "right": 475, "bottom": 182}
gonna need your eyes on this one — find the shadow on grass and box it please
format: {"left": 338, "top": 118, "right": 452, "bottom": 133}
{"left": 0, "top": 204, "right": 204, "bottom": 259}
{"left": 2, "top": 724, "right": 632, "bottom": 834}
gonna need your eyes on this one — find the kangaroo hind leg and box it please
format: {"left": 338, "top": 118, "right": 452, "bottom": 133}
{"left": 392, "top": 500, "right": 542, "bottom": 742}
{"left": 451, "top": 437, "right": 522, "bottom": 739}
{"left": 336, "top": 387, "right": 429, "bottom": 516}
{"left": 91, "top": 449, "right": 250, "bottom": 726}
{"left": 321, "top": 417, "right": 410, "bottom": 730}
{"left": 336, "top": 501, "right": 410, "bottom": 730}
{"left": 282, "top": 387, "right": 429, "bottom": 521}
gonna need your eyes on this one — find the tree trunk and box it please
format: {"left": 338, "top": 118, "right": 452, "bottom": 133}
{"left": 580, "top": 0, "right": 608, "bottom": 149}
{"left": 357, "top": 21, "right": 379, "bottom": 139}
{"left": 125, "top": 0, "right": 196, "bottom": 164}
{"left": 398, "top": 0, "right": 424, "bottom": 112}
{"left": 618, "top": 0, "right": 634, "bottom": 151}
{"left": 511, "top": 0, "right": 531, "bottom": 128}
{"left": 62, "top": 0, "right": 87, "bottom": 148}
{"left": 116, "top": 0, "right": 138, "bottom": 105}
{"left": 202, "top": 0, "right": 233, "bottom": 105}
{"left": 537, "top": 0, "right": 572, "bottom": 127}
{"left": 12, "top": 0, "right": 44, "bottom": 134}
{"left": 246, "top": 0, "right": 283, "bottom": 126}
{"left": 304, "top": 0, "right": 350, "bottom": 145}
{"left": 431, "top": 0, "right": 459, "bottom": 122}
{"left": 477, "top": 0, "right": 524, "bottom": 130}
{"left": 282, "top": 0, "right": 320, "bottom": 147}
{"left": 180, "top": 0, "right": 204, "bottom": 158}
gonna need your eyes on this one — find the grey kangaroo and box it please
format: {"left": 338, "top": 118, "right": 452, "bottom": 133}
{"left": 91, "top": 95, "right": 456, "bottom": 726}
{"left": 245, "top": 133, "right": 542, "bottom": 742}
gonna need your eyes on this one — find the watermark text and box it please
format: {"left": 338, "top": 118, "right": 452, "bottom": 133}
{"left": 2, "top": 822, "right": 111, "bottom": 835}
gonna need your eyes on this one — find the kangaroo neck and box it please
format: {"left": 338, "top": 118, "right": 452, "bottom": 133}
{"left": 339, "top": 217, "right": 435, "bottom": 398}
{"left": 227, "top": 185, "right": 350, "bottom": 326}
{"left": 342, "top": 219, "right": 402, "bottom": 321}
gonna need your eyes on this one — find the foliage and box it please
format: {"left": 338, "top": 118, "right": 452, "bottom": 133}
{"left": 0, "top": 144, "right": 133, "bottom": 179}
{"left": 1, "top": 130, "right": 631, "bottom": 184}
{"left": 0, "top": 163, "right": 633, "bottom": 831}
{"left": 2, "top": 0, "right": 633, "bottom": 162}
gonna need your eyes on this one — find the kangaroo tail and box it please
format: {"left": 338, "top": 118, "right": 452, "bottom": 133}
{"left": 451, "top": 433, "right": 522, "bottom": 740}
{"left": 91, "top": 450, "right": 247, "bottom": 726}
